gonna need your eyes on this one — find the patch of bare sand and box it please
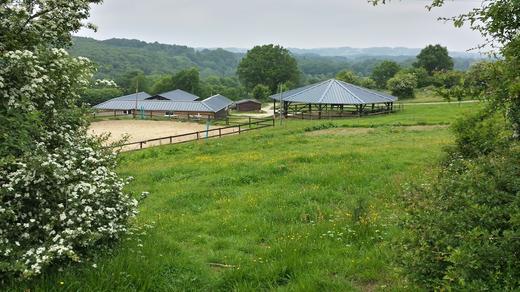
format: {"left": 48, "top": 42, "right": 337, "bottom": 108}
{"left": 89, "top": 120, "right": 215, "bottom": 144}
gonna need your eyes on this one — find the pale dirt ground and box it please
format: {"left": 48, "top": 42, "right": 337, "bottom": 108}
{"left": 89, "top": 120, "right": 239, "bottom": 151}
{"left": 232, "top": 104, "right": 275, "bottom": 118}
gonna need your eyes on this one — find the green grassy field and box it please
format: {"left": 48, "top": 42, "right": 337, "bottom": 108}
{"left": 9, "top": 103, "right": 480, "bottom": 291}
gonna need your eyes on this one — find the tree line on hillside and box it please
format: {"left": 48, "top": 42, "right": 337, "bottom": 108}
{"left": 71, "top": 37, "right": 480, "bottom": 80}
{"left": 82, "top": 43, "right": 488, "bottom": 106}
{"left": 334, "top": 44, "right": 483, "bottom": 101}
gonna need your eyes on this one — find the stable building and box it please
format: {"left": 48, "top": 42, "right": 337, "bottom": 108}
{"left": 234, "top": 99, "right": 262, "bottom": 112}
{"left": 93, "top": 90, "right": 233, "bottom": 120}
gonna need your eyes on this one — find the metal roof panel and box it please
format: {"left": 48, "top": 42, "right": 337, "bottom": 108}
{"left": 155, "top": 89, "right": 200, "bottom": 101}
{"left": 271, "top": 79, "right": 398, "bottom": 104}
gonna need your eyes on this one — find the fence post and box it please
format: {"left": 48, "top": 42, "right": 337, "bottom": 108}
{"left": 249, "top": 117, "right": 252, "bottom": 128}
{"left": 140, "top": 142, "right": 143, "bottom": 149}
{"left": 196, "top": 132, "right": 200, "bottom": 140}
{"left": 238, "top": 125, "right": 241, "bottom": 134}
{"left": 170, "top": 136, "right": 172, "bottom": 144}
{"left": 219, "top": 128, "right": 222, "bottom": 137}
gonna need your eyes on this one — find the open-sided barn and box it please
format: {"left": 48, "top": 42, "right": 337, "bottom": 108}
{"left": 93, "top": 90, "right": 233, "bottom": 119}
{"left": 271, "top": 79, "right": 398, "bottom": 119}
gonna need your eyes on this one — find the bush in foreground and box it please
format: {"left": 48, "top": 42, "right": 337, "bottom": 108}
{"left": 398, "top": 110, "right": 520, "bottom": 290}
{"left": 0, "top": 1, "right": 139, "bottom": 279}
{"left": 0, "top": 127, "right": 138, "bottom": 278}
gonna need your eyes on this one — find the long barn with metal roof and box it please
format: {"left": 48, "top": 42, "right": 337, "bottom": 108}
{"left": 93, "top": 90, "right": 233, "bottom": 119}
{"left": 271, "top": 79, "right": 398, "bottom": 119}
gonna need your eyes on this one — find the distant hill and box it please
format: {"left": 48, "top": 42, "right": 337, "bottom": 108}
{"left": 288, "top": 47, "right": 483, "bottom": 59}
{"left": 69, "top": 37, "right": 242, "bottom": 79}
{"left": 221, "top": 46, "right": 482, "bottom": 58}
{"left": 70, "top": 37, "right": 484, "bottom": 81}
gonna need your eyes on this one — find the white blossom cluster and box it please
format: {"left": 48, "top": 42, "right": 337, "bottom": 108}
{"left": 0, "top": 48, "right": 93, "bottom": 112}
{"left": 0, "top": 126, "right": 138, "bottom": 278}
{"left": 95, "top": 79, "right": 118, "bottom": 88}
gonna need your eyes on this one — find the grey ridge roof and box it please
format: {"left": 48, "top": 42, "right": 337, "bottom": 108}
{"left": 270, "top": 79, "right": 397, "bottom": 105}
{"left": 94, "top": 100, "right": 213, "bottom": 112}
{"left": 202, "top": 94, "right": 234, "bottom": 112}
{"left": 152, "top": 89, "right": 200, "bottom": 101}
{"left": 93, "top": 92, "right": 233, "bottom": 113}
{"left": 111, "top": 92, "right": 151, "bottom": 101}
{"left": 234, "top": 99, "right": 261, "bottom": 105}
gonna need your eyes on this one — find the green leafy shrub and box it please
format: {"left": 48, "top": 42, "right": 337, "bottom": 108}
{"left": 449, "top": 111, "right": 511, "bottom": 158}
{"left": 399, "top": 143, "right": 520, "bottom": 290}
{"left": 386, "top": 73, "right": 418, "bottom": 99}
{"left": 336, "top": 70, "right": 377, "bottom": 89}
{"left": 398, "top": 111, "right": 518, "bottom": 290}
{"left": 251, "top": 84, "right": 272, "bottom": 101}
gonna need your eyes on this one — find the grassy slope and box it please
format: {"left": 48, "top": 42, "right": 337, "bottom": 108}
{"left": 10, "top": 104, "right": 479, "bottom": 291}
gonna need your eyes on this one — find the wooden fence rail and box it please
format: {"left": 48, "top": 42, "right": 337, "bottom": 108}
{"left": 109, "top": 116, "right": 275, "bottom": 152}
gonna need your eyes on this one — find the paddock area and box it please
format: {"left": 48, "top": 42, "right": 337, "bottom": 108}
{"left": 89, "top": 117, "right": 275, "bottom": 151}
{"left": 89, "top": 120, "right": 215, "bottom": 145}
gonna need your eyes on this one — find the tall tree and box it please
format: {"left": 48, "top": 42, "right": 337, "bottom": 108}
{"left": 371, "top": 60, "right": 401, "bottom": 88}
{"left": 173, "top": 68, "right": 201, "bottom": 94}
{"left": 336, "top": 70, "right": 359, "bottom": 84}
{"left": 251, "top": 84, "right": 272, "bottom": 101}
{"left": 237, "top": 44, "right": 300, "bottom": 93}
{"left": 414, "top": 44, "right": 454, "bottom": 74}
{"left": 150, "top": 68, "right": 202, "bottom": 95}
{"left": 117, "top": 70, "right": 151, "bottom": 94}
{"left": 386, "top": 72, "right": 418, "bottom": 98}
{"left": 150, "top": 75, "right": 176, "bottom": 95}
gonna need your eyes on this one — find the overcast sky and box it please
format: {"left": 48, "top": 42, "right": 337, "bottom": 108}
{"left": 76, "top": 0, "right": 484, "bottom": 51}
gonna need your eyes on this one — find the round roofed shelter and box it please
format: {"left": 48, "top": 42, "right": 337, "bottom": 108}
{"left": 271, "top": 79, "right": 398, "bottom": 119}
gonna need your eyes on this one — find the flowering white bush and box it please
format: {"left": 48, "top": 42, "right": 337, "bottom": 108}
{"left": 0, "top": 0, "right": 140, "bottom": 278}
{"left": 0, "top": 127, "right": 138, "bottom": 278}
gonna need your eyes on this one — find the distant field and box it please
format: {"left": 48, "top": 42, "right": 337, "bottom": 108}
{"left": 12, "top": 103, "right": 480, "bottom": 291}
